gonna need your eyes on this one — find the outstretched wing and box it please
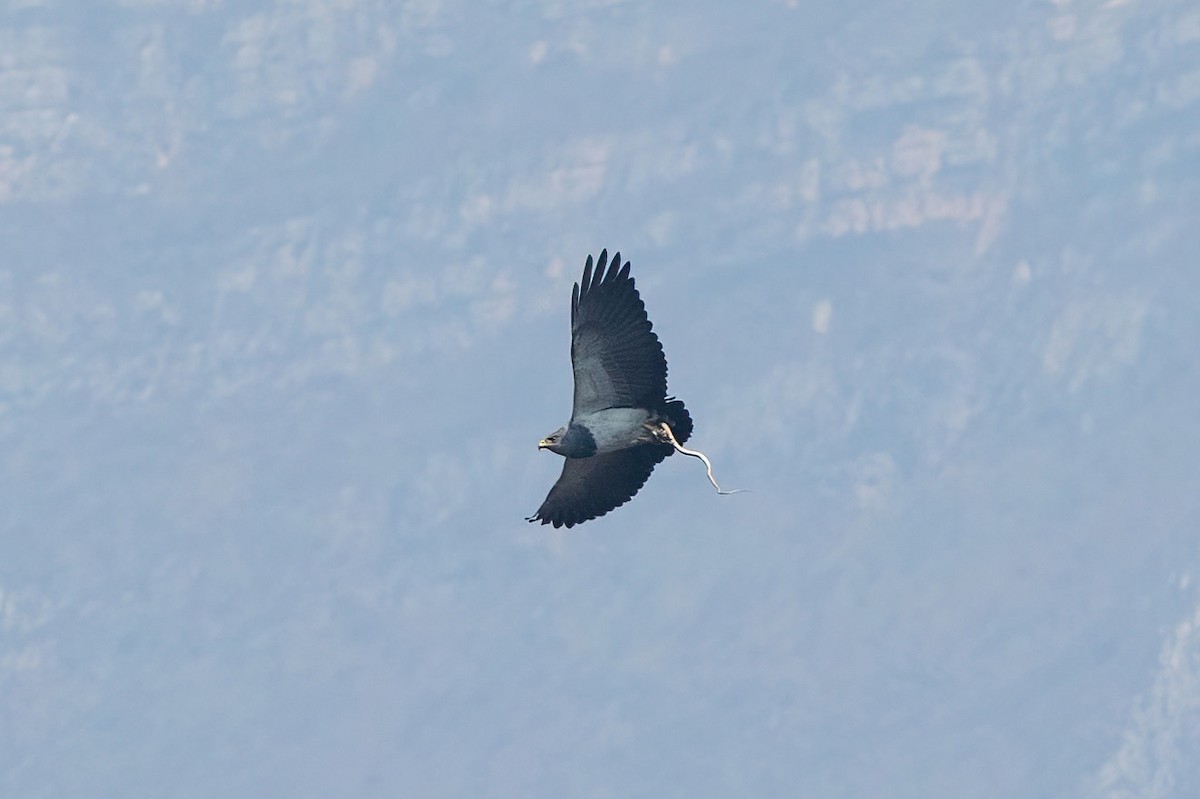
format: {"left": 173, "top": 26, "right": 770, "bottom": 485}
{"left": 527, "top": 445, "right": 670, "bottom": 529}
{"left": 570, "top": 250, "right": 668, "bottom": 417}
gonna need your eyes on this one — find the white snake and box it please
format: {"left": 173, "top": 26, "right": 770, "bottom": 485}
{"left": 655, "top": 422, "right": 748, "bottom": 496}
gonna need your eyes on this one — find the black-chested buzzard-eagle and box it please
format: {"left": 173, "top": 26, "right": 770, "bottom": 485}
{"left": 527, "top": 250, "right": 694, "bottom": 529}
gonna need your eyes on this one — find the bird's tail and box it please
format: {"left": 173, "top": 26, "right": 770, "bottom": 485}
{"left": 660, "top": 397, "right": 692, "bottom": 445}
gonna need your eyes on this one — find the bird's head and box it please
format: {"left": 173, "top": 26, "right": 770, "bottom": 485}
{"left": 538, "top": 426, "right": 568, "bottom": 453}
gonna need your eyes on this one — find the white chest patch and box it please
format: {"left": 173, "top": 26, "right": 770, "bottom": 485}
{"left": 583, "top": 407, "right": 658, "bottom": 453}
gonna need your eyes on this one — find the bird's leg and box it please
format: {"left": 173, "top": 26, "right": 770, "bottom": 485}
{"left": 652, "top": 422, "right": 748, "bottom": 496}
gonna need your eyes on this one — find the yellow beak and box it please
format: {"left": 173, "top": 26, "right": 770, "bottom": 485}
{"left": 538, "top": 439, "right": 549, "bottom": 449}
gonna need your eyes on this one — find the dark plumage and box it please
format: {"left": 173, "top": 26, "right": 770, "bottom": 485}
{"left": 528, "top": 250, "right": 692, "bottom": 529}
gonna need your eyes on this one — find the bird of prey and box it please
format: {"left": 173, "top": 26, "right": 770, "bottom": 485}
{"left": 527, "top": 249, "right": 695, "bottom": 529}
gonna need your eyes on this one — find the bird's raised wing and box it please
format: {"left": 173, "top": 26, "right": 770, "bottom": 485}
{"left": 570, "top": 250, "right": 668, "bottom": 417}
{"left": 527, "top": 445, "right": 669, "bottom": 529}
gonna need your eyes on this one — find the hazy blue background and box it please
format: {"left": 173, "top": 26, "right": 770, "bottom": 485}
{"left": 3, "top": 1, "right": 1199, "bottom": 797}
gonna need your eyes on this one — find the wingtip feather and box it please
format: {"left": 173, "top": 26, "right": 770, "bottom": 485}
{"left": 579, "top": 249, "right": 637, "bottom": 299}
{"left": 581, "top": 255, "right": 594, "bottom": 289}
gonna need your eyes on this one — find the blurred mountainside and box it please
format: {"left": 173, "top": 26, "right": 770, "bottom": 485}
{"left": 2, "top": 2, "right": 1199, "bottom": 798}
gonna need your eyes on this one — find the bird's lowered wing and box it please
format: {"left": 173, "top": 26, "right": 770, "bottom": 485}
{"left": 527, "top": 445, "right": 669, "bottom": 529}
{"left": 570, "top": 250, "right": 668, "bottom": 417}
